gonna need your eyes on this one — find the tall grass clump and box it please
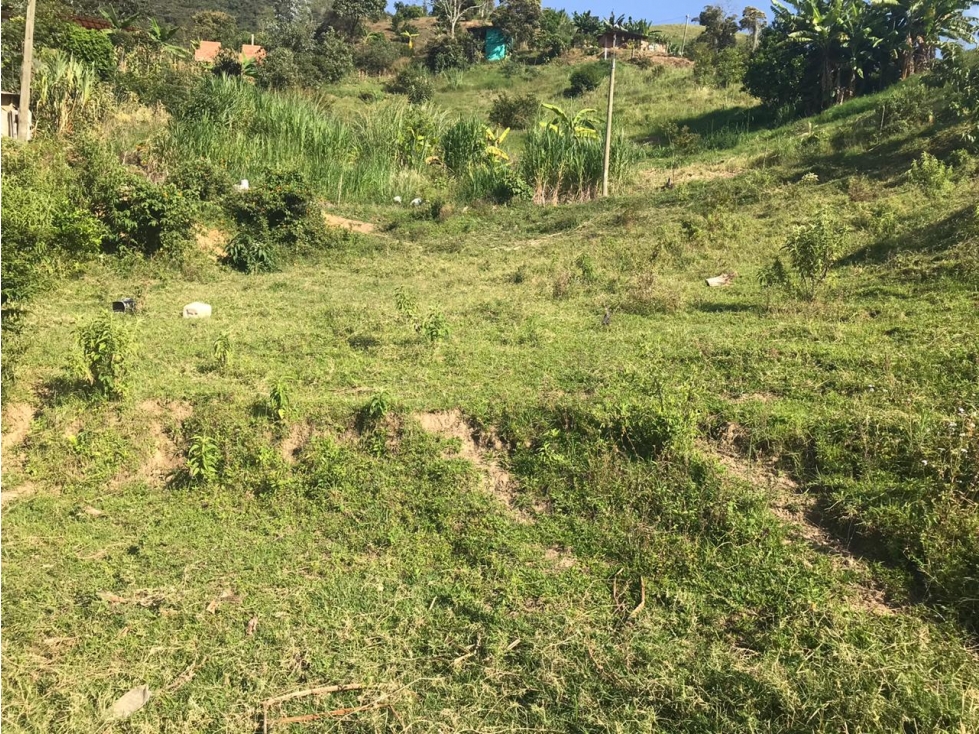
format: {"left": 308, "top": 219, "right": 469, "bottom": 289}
{"left": 164, "top": 76, "right": 441, "bottom": 203}
{"left": 520, "top": 127, "right": 637, "bottom": 204}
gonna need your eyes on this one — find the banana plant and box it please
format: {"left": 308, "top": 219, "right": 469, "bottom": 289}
{"left": 99, "top": 7, "right": 141, "bottom": 31}
{"left": 401, "top": 30, "right": 419, "bottom": 49}
{"left": 540, "top": 103, "right": 600, "bottom": 139}
{"left": 484, "top": 126, "right": 511, "bottom": 163}
{"left": 148, "top": 18, "right": 189, "bottom": 59}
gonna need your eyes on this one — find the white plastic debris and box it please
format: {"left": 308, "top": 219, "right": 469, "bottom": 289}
{"left": 705, "top": 272, "right": 736, "bottom": 287}
{"left": 182, "top": 302, "right": 212, "bottom": 318}
{"left": 410, "top": 197, "right": 423, "bottom": 206}
{"left": 235, "top": 179, "right": 249, "bottom": 191}
{"left": 393, "top": 196, "right": 402, "bottom": 204}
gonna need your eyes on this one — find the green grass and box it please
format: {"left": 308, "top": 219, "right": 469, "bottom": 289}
{"left": 3, "top": 59, "right": 979, "bottom": 733}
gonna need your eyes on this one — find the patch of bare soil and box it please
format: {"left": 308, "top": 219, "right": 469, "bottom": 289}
{"left": 709, "top": 441, "right": 894, "bottom": 616}
{"left": 132, "top": 400, "right": 191, "bottom": 484}
{"left": 415, "top": 410, "right": 536, "bottom": 523}
{"left": 543, "top": 546, "right": 577, "bottom": 572}
{"left": 196, "top": 228, "right": 228, "bottom": 261}
{"left": 280, "top": 422, "right": 313, "bottom": 464}
{"left": 1, "top": 402, "right": 37, "bottom": 506}
{"left": 323, "top": 213, "right": 376, "bottom": 235}
{"left": 644, "top": 54, "right": 694, "bottom": 68}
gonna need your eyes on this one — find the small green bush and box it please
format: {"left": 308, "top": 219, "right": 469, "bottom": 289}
{"left": 169, "top": 157, "right": 235, "bottom": 202}
{"left": 79, "top": 140, "right": 197, "bottom": 257}
{"left": 186, "top": 433, "right": 220, "bottom": 485}
{"left": 51, "top": 23, "right": 116, "bottom": 78}
{"left": 423, "top": 35, "right": 479, "bottom": 74}
{"left": 268, "top": 381, "right": 291, "bottom": 422}
{"left": 211, "top": 48, "right": 243, "bottom": 76}
{"left": 489, "top": 93, "right": 540, "bottom": 130}
{"left": 223, "top": 168, "right": 332, "bottom": 273}
{"left": 567, "top": 63, "right": 606, "bottom": 97}
{"left": 761, "top": 213, "right": 846, "bottom": 301}
{"left": 354, "top": 37, "right": 401, "bottom": 76}
{"left": 386, "top": 66, "right": 435, "bottom": 104}
{"left": 224, "top": 232, "right": 278, "bottom": 273}
{"left": 78, "top": 316, "right": 131, "bottom": 399}
{"left": 256, "top": 47, "right": 301, "bottom": 90}
{"left": 908, "top": 152, "right": 952, "bottom": 196}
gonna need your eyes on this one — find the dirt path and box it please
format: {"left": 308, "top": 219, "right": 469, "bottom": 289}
{"left": 1, "top": 403, "right": 37, "bottom": 506}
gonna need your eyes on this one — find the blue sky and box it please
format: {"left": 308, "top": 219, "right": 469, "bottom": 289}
{"left": 540, "top": 1, "right": 757, "bottom": 24}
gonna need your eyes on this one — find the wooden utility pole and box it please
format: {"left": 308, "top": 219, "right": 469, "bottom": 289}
{"left": 601, "top": 35, "right": 617, "bottom": 198}
{"left": 18, "top": 0, "right": 37, "bottom": 141}
{"left": 680, "top": 14, "right": 689, "bottom": 56}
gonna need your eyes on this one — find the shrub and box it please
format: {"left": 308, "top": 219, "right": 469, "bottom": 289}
{"left": 224, "top": 232, "right": 278, "bottom": 273}
{"left": 51, "top": 23, "right": 115, "bottom": 78}
{"left": 104, "top": 176, "right": 197, "bottom": 256}
{"left": 354, "top": 37, "right": 401, "bottom": 76}
{"left": 186, "top": 433, "right": 220, "bottom": 485}
{"left": 908, "top": 152, "right": 952, "bottom": 196}
{"left": 441, "top": 119, "right": 487, "bottom": 175}
{"left": 311, "top": 29, "right": 354, "bottom": 84}
{"left": 256, "top": 47, "right": 301, "bottom": 90}
{"left": 169, "top": 157, "right": 236, "bottom": 202}
{"left": 386, "top": 66, "right": 434, "bottom": 103}
{"left": 567, "top": 63, "right": 606, "bottom": 97}
{"left": 223, "top": 168, "right": 333, "bottom": 272}
{"left": 78, "top": 316, "right": 131, "bottom": 399}
{"left": 874, "top": 79, "right": 934, "bottom": 135}
{"left": 761, "top": 213, "right": 846, "bottom": 301}
{"left": 462, "top": 163, "right": 533, "bottom": 204}
{"left": 419, "top": 311, "right": 449, "bottom": 342}
{"left": 489, "top": 92, "right": 540, "bottom": 129}
{"left": 212, "top": 48, "right": 243, "bottom": 76}
{"left": 423, "top": 35, "right": 480, "bottom": 74}
{"left": 692, "top": 46, "right": 746, "bottom": 89}
{"left": 268, "top": 380, "right": 291, "bottom": 422}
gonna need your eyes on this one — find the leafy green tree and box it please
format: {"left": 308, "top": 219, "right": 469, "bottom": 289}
{"left": 772, "top": 0, "right": 881, "bottom": 108}
{"left": 433, "top": 0, "right": 479, "bottom": 37}
{"left": 491, "top": 0, "right": 542, "bottom": 51}
{"left": 696, "top": 5, "right": 739, "bottom": 51}
{"left": 312, "top": 29, "right": 355, "bottom": 83}
{"left": 318, "top": 0, "right": 386, "bottom": 40}
{"left": 739, "top": 6, "right": 768, "bottom": 49}
{"left": 192, "top": 11, "right": 240, "bottom": 47}
{"left": 535, "top": 8, "right": 575, "bottom": 59}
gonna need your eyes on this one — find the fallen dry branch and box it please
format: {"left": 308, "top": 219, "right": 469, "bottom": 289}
{"left": 262, "top": 682, "right": 364, "bottom": 708}
{"left": 261, "top": 683, "right": 366, "bottom": 733}
{"left": 627, "top": 577, "right": 646, "bottom": 620}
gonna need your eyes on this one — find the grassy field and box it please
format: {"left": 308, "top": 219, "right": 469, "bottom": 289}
{"left": 2, "top": 58, "right": 979, "bottom": 732}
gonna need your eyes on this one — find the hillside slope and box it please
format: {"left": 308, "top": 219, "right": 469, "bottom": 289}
{"left": 2, "top": 58, "right": 978, "bottom": 733}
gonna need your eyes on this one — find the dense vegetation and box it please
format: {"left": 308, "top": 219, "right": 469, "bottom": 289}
{"left": 2, "top": 1, "right": 979, "bottom": 732}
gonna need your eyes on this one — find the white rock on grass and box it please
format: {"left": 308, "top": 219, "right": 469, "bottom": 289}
{"left": 182, "top": 302, "right": 212, "bottom": 318}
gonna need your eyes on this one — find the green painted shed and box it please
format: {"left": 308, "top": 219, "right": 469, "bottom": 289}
{"left": 485, "top": 28, "right": 507, "bottom": 61}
